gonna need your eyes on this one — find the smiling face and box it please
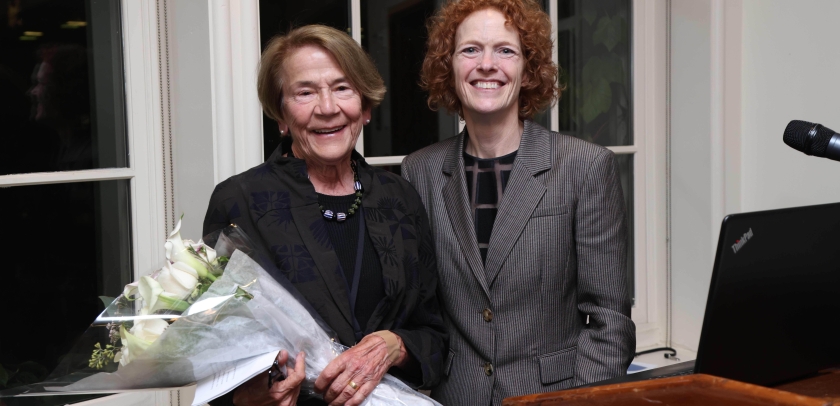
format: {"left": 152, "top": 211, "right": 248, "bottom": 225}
{"left": 452, "top": 8, "right": 525, "bottom": 122}
{"left": 278, "top": 45, "right": 370, "bottom": 166}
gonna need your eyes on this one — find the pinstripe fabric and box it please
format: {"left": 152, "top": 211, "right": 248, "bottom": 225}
{"left": 402, "top": 120, "right": 635, "bottom": 405}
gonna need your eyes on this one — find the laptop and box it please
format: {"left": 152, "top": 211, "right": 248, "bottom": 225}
{"left": 579, "top": 202, "right": 840, "bottom": 388}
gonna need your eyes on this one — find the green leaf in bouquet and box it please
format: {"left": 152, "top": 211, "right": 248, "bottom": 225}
{"left": 0, "top": 363, "right": 8, "bottom": 387}
{"left": 88, "top": 342, "right": 118, "bottom": 370}
{"left": 188, "top": 280, "right": 213, "bottom": 304}
{"left": 6, "top": 361, "right": 48, "bottom": 387}
{"left": 98, "top": 296, "right": 115, "bottom": 309}
{"left": 234, "top": 286, "right": 254, "bottom": 301}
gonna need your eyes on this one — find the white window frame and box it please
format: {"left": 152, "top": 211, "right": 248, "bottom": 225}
{"left": 220, "top": 0, "right": 669, "bottom": 349}
{"left": 122, "top": 0, "right": 170, "bottom": 278}
{"left": 0, "top": 1, "right": 169, "bottom": 281}
{"left": 345, "top": 0, "right": 669, "bottom": 350}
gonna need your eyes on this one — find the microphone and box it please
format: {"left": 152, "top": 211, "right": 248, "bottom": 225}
{"left": 783, "top": 120, "right": 840, "bottom": 161}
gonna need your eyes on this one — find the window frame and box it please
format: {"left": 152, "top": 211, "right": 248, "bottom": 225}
{"left": 0, "top": 0, "right": 169, "bottom": 281}
{"left": 346, "top": 0, "right": 669, "bottom": 349}
{"left": 232, "top": 0, "right": 669, "bottom": 349}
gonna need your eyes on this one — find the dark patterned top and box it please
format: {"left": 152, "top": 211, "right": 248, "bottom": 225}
{"left": 317, "top": 193, "right": 385, "bottom": 335}
{"left": 464, "top": 150, "right": 518, "bottom": 264}
{"left": 203, "top": 141, "right": 446, "bottom": 392}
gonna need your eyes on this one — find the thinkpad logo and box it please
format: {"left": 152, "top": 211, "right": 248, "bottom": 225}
{"left": 731, "top": 228, "right": 754, "bottom": 254}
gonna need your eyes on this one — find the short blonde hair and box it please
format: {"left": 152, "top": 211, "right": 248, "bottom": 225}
{"left": 257, "top": 25, "right": 386, "bottom": 122}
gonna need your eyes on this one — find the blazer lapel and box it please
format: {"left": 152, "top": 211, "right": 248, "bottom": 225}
{"left": 442, "top": 133, "right": 491, "bottom": 298}
{"left": 485, "top": 121, "right": 552, "bottom": 286}
{"left": 290, "top": 196, "right": 356, "bottom": 330}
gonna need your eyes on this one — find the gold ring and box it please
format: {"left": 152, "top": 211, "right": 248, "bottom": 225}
{"left": 348, "top": 380, "right": 359, "bottom": 390}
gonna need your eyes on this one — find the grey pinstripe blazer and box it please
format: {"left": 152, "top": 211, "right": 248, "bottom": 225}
{"left": 402, "top": 120, "right": 635, "bottom": 405}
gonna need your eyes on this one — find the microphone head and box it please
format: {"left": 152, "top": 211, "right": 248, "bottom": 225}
{"left": 783, "top": 120, "right": 835, "bottom": 156}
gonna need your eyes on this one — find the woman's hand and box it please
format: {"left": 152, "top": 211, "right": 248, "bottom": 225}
{"left": 314, "top": 332, "right": 406, "bottom": 406}
{"left": 233, "top": 350, "right": 306, "bottom": 406}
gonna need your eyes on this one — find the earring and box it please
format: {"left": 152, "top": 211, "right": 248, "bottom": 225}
{"left": 365, "top": 120, "right": 370, "bottom": 124}
{"left": 279, "top": 129, "right": 285, "bottom": 135}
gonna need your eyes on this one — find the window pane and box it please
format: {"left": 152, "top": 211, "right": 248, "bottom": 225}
{"left": 0, "top": 180, "right": 132, "bottom": 388}
{"left": 556, "top": 0, "right": 632, "bottom": 147}
{"left": 259, "top": 0, "right": 352, "bottom": 161}
{"left": 616, "top": 153, "right": 635, "bottom": 304}
{"left": 360, "top": 0, "right": 460, "bottom": 157}
{"left": 0, "top": 0, "right": 127, "bottom": 175}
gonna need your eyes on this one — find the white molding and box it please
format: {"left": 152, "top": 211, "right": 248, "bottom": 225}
{"left": 710, "top": 0, "right": 726, "bottom": 256}
{"left": 230, "top": 0, "right": 264, "bottom": 172}
{"left": 606, "top": 145, "right": 639, "bottom": 155}
{"left": 209, "top": 0, "right": 264, "bottom": 182}
{"left": 649, "top": 0, "right": 670, "bottom": 348}
{"left": 0, "top": 168, "right": 135, "bottom": 187}
{"left": 209, "top": 0, "right": 236, "bottom": 183}
{"left": 122, "top": 0, "right": 168, "bottom": 278}
{"left": 365, "top": 156, "right": 406, "bottom": 166}
{"left": 723, "top": 0, "right": 742, "bottom": 215}
{"left": 351, "top": 0, "right": 365, "bottom": 155}
{"left": 634, "top": 321, "right": 663, "bottom": 351}
{"left": 627, "top": 0, "right": 668, "bottom": 346}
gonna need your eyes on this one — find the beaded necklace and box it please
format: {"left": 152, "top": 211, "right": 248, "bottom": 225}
{"left": 319, "top": 161, "right": 363, "bottom": 222}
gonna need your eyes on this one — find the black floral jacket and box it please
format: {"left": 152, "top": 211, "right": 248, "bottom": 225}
{"left": 202, "top": 144, "right": 447, "bottom": 388}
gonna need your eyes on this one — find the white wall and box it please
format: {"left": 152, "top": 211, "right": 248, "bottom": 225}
{"left": 670, "top": 0, "right": 716, "bottom": 352}
{"left": 669, "top": 0, "right": 840, "bottom": 352}
{"left": 166, "top": 1, "right": 263, "bottom": 240}
{"left": 740, "top": 0, "right": 840, "bottom": 212}
{"left": 168, "top": 1, "right": 217, "bottom": 239}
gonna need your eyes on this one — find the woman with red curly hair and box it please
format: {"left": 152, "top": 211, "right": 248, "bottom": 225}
{"left": 402, "top": 0, "right": 635, "bottom": 403}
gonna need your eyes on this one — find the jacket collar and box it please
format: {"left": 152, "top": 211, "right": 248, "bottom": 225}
{"left": 266, "top": 137, "right": 375, "bottom": 206}
{"left": 442, "top": 119, "right": 552, "bottom": 176}
{"left": 440, "top": 119, "right": 553, "bottom": 293}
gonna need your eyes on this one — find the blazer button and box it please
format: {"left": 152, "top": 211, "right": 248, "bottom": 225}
{"left": 483, "top": 362, "right": 494, "bottom": 376}
{"left": 482, "top": 308, "right": 494, "bottom": 322}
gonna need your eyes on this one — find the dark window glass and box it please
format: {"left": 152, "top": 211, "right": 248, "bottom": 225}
{"left": 360, "top": 0, "right": 460, "bottom": 157}
{"left": 0, "top": 0, "right": 127, "bottom": 175}
{"left": 556, "top": 0, "right": 632, "bottom": 147}
{"left": 0, "top": 180, "right": 132, "bottom": 389}
{"left": 259, "top": 0, "right": 351, "bottom": 161}
{"left": 556, "top": 0, "right": 634, "bottom": 302}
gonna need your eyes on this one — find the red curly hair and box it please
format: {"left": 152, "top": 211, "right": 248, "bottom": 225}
{"left": 421, "top": 0, "right": 560, "bottom": 120}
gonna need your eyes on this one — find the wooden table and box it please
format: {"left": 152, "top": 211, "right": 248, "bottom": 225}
{"left": 503, "top": 371, "right": 840, "bottom": 406}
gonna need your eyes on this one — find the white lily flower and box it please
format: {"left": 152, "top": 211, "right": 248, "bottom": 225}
{"left": 165, "top": 219, "right": 214, "bottom": 280}
{"left": 130, "top": 318, "right": 170, "bottom": 343}
{"left": 190, "top": 240, "right": 218, "bottom": 265}
{"left": 138, "top": 276, "right": 189, "bottom": 313}
{"left": 117, "top": 319, "right": 169, "bottom": 367}
{"left": 122, "top": 281, "right": 139, "bottom": 298}
{"left": 156, "top": 262, "right": 199, "bottom": 299}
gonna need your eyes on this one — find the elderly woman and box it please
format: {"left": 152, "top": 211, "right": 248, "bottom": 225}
{"left": 401, "top": 0, "right": 635, "bottom": 404}
{"left": 203, "top": 25, "right": 446, "bottom": 406}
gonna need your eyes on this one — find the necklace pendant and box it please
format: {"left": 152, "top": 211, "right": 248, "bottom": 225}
{"left": 336, "top": 212, "right": 347, "bottom": 222}
{"left": 323, "top": 210, "right": 335, "bottom": 220}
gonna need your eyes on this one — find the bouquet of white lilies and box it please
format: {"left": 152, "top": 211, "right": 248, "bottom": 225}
{"left": 0, "top": 219, "right": 439, "bottom": 406}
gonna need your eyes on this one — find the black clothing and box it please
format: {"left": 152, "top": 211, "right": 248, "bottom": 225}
{"left": 203, "top": 142, "right": 446, "bottom": 392}
{"left": 317, "top": 193, "right": 385, "bottom": 336}
{"left": 463, "top": 150, "right": 518, "bottom": 264}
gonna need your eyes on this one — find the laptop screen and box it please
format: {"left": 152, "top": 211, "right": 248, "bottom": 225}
{"left": 695, "top": 202, "right": 840, "bottom": 385}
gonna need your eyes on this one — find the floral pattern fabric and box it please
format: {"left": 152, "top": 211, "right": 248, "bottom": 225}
{"left": 203, "top": 144, "right": 446, "bottom": 389}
